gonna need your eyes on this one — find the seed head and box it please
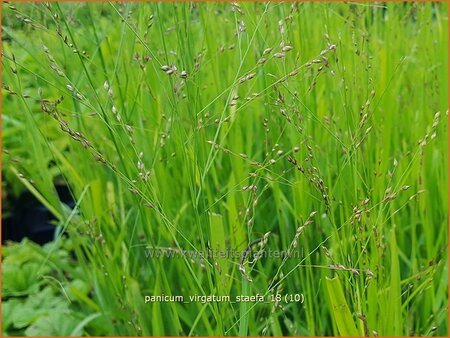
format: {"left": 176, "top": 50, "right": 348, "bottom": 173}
{"left": 239, "top": 72, "right": 256, "bottom": 84}
{"left": 351, "top": 268, "right": 360, "bottom": 276}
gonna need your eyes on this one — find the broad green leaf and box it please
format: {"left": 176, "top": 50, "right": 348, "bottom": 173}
{"left": 325, "top": 276, "right": 359, "bottom": 336}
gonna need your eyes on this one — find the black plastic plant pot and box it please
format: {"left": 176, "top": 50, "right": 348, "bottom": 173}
{"left": 2, "top": 185, "right": 75, "bottom": 245}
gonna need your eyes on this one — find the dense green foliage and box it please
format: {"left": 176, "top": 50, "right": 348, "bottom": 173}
{"left": 2, "top": 240, "right": 107, "bottom": 336}
{"left": 2, "top": 2, "right": 448, "bottom": 336}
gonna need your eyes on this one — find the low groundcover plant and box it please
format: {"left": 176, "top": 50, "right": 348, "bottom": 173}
{"left": 1, "top": 1, "right": 448, "bottom": 336}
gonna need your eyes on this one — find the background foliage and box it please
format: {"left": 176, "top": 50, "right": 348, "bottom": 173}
{"left": 2, "top": 2, "right": 448, "bottom": 336}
